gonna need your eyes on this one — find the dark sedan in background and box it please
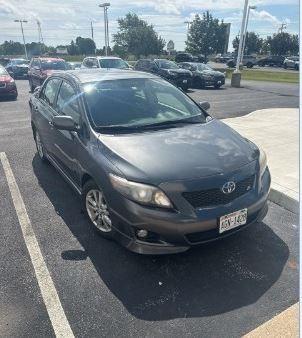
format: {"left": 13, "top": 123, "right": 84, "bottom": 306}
{"left": 134, "top": 59, "right": 192, "bottom": 90}
{"left": 179, "top": 62, "right": 225, "bottom": 89}
{"left": 5, "top": 58, "right": 30, "bottom": 78}
{"left": 0, "top": 66, "right": 18, "bottom": 100}
{"left": 30, "top": 69, "right": 270, "bottom": 254}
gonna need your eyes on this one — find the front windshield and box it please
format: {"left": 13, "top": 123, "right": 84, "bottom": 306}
{"left": 41, "top": 60, "right": 67, "bottom": 70}
{"left": 84, "top": 78, "right": 205, "bottom": 130}
{"left": 99, "top": 59, "right": 129, "bottom": 69}
{"left": 156, "top": 60, "right": 179, "bottom": 69}
{"left": 197, "top": 63, "right": 213, "bottom": 71}
{"left": 12, "top": 59, "right": 29, "bottom": 65}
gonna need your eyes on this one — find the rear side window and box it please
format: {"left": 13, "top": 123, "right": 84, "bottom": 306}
{"left": 41, "top": 60, "right": 66, "bottom": 70}
{"left": 56, "top": 81, "right": 80, "bottom": 124}
{"left": 41, "top": 78, "right": 61, "bottom": 107}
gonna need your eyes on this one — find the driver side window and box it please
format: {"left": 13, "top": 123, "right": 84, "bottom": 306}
{"left": 41, "top": 78, "right": 61, "bottom": 107}
{"left": 56, "top": 81, "right": 81, "bottom": 124}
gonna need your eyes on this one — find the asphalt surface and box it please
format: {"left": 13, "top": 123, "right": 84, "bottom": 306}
{"left": 0, "top": 79, "right": 299, "bottom": 337}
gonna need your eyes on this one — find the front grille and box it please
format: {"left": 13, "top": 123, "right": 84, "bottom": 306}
{"left": 183, "top": 175, "right": 255, "bottom": 208}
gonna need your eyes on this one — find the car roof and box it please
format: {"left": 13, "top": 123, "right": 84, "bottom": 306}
{"left": 33, "top": 57, "right": 65, "bottom": 61}
{"left": 52, "top": 68, "right": 159, "bottom": 84}
{"left": 93, "top": 56, "right": 122, "bottom": 60}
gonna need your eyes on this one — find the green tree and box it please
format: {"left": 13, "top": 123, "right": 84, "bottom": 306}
{"left": 185, "top": 12, "right": 227, "bottom": 60}
{"left": 290, "top": 34, "right": 299, "bottom": 55}
{"left": 113, "top": 13, "right": 165, "bottom": 58}
{"left": 67, "top": 40, "right": 79, "bottom": 55}
{"left": 268, "top": 33, "right": 293, "bottom": 55}
{"left": 0, "top": 40, "right": 24, "bottom": 55}
{"left": 75, "top": 37, "right": 96, "bottom": 55}
{"left": 232, "top": 32, "right": 263, "bottom": 54}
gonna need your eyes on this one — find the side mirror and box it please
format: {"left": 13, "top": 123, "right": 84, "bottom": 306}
{"left": 52, "top": 116, "right": 79, "bottom": 132}
{"left": 199, "top": 101, "right": 210, "bottom": 111}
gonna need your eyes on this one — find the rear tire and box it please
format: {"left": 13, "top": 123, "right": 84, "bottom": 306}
{"left": 29, "top": 78, "right": 35, "bottom": 92}
{"left": 295, "top": 64, "right": 299, "bottom": 71}
{"left": 283, "top": 63, "right": 287, "bottom": 69}
{"left": 180, "top": 84, "right": 189, "bottom": 91}
{"left": 246, "top": 62, "right": 253, "bottom": 68}
{"left": 34, "top": 130, "right": 48, "bottom": 163}
{"left": 82, "top": 180, "right": 114, "bottom": 239}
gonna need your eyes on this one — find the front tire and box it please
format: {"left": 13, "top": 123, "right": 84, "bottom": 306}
{"left": 82, "top": 180, "right": 113, "bottom": 239}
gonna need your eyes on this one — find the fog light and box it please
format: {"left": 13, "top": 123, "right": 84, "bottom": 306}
{"left": 137, "top": 229, "right": 148, "bottom": 238}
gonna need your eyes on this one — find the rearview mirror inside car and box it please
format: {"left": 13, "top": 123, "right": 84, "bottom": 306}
{"left": 52, "top": 116, "right": 79, "bottom": 132}
{"left": 199, "top": 101, "right": 211, "bottom": 111}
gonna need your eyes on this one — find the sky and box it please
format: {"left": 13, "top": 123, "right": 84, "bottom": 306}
{"left": 0, "top": 0, "right": 299, "bottom": 52}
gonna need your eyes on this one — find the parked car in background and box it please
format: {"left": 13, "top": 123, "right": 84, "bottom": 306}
{"left": 28, "top": 57, "right": 67, "bottom": 91}
{"left": 134, "top": 59, "right": 192, "bottom": 90}
{"left": 227, "top": 55, "right": 257, "bottom": 68}
{"left": 5, "top": 58, "right": 30, "bottom": 78}
{"left": 0, "top": 66, "right": 18, "bottom": 100}
{"left": 29, "top": 69, "right": 270, "bottom": 254}
{"left": 82, "top": 56, "right": 131, "bottom": 70}
{"left": 66, "top": 61, "right": 82, "bottom": 70}
{"left": 175, "top": 53, "right": 206, "bottom": 63}
{"left": 179, "top": 62, "right": 225, "bottom": 89}
{"left": 257, "top": 55, "right": 285, "bottom": 67}
{"left": 214, "top": 54, "right": 233, "bottom": 63}
{"left": 283, "top": 56, "right": 299, "bottom": 70}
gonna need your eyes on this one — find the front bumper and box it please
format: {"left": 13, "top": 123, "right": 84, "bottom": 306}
{"left": 205, "top": 77, "right": 225, "bottom": 86}
{"left": 0, "top": 86, "right": 18, "bottom": 98}
{"left": 108, "top": 167, "right": 271, "bottom": 255}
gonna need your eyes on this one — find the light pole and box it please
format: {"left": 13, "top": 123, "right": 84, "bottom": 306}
{"left": 241, "top": 5, "right": 256, "bottom": 62}
{"left": 37, "top": 20, "right": 44, "bottom": 55}
{"left": 14, "top": 19, "right": 28, "bottom": 59}
{"left": 231, "top": 0, "right": 249, "bottom": 87}
{"left": 99, "top": 3, "right": 110, "bottom": 56}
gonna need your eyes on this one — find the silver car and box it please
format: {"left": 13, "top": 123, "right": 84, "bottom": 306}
{"left": 283, "top": 56, "right": 299, "bottom": 70}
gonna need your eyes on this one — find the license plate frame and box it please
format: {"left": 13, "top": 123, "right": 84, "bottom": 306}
{"left": 219, "top": 208, "right": 247, "bottom": 234}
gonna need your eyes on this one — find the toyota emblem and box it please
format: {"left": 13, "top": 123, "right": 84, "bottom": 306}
{"left": 222, "top": 181, "right": 236, "bottom": 194}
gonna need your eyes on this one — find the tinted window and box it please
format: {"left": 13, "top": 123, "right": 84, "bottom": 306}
{"left": 196, "top": 63, "right": 212, "bottom": 71}
{"left": 156, "top": 60, "right": 179, "bottom": 69}
{"left": 83, "top": 78, "right": 205, "bottom": 129}
{"left": 31, "top": 59, "right": 40, "bottom": 68}
{"left": 41, "top": 60, "right": 66, "bottom": 70}
{"left": 41, "top": 78, "right": 61, "bottom": 107}
{"left": 56, "top": 81, "right": 80, "bottom": 123}
{"left": 99, "top": 58, "right": 128, "bottom": 69}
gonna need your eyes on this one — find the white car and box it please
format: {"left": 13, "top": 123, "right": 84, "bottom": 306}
{"left": 81, "top": 56, "right": 131, "bottom": 70}
{"left": 283, "top": 56, "right": 299, "bottom": 70}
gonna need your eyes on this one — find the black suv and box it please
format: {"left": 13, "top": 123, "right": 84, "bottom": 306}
{"left": 5, "top": 58, "right": 30, "bottom": 78}
{"left": 179, "top": 62, "right": 225, "bottom": 89}
{"left": 134, "top": 59, "right": 192, "bottom": 90}
{"left": 257, "top": 55, "right": 285, "bottom": 67}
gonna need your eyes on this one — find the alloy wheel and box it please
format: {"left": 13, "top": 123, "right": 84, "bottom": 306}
{"left": 85, "top": 189, "right": 112, "bottom": 232}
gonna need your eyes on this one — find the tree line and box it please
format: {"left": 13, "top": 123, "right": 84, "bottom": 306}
{"left": 0, "top": 11, "right": 299, "bottom": 58}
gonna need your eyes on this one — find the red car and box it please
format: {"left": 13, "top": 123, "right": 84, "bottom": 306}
{"left": 28, "top": 57, "right": 67, "bottom": 92}
{"left": 0, "top": 66, "right": 18, "bottom": 100}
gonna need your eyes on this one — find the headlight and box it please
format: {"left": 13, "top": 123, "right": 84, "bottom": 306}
{"left": 109, "top": 174, "right": 173, "bottom": 209}
{"left": 259, "top": 147, "right": 267, "bottom": 176}
{"left": 167, "top": 70, "right": 178, "bottom": 77}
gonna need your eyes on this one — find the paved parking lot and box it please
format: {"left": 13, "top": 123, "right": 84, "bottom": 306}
{"left": 0, "top": 79, "right": 299, "bottom": 337}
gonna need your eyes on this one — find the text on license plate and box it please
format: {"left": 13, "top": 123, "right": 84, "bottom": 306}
{"left": 219, "top": 208, "right": 247, "bottom": 234}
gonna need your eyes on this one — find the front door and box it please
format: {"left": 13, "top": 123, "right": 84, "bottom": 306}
{"left": 51, "top": 80, "right": 82, "bottom": 185}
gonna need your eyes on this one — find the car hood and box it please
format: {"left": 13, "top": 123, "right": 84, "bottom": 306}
{"left": 199, "top": 70, "right": 224, "bottom": 77}
{"left": 98, "top": 120, "right": 258, "bottom": 184}
{"left": 164, "top": 68, "right": 191, "bottom": 75}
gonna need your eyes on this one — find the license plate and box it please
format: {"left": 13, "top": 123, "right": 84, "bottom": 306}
{"left": 219, "top": 208, "right": 247, "bottom": 234}
{"left": 182, "top": 80, "right": 188, "bottom": 83}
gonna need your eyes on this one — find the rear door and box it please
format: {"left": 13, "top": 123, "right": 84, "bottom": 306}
{"left": 51, "top": 80, "right": 82, "bottom": 184}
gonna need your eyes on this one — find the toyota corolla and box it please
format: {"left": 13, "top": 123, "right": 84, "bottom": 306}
{"left": 30, "top": 69, "right": 270, "bottom": 254}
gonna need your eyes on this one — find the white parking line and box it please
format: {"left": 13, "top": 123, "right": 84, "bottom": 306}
{"left": 0, "top": 152, "right": 74, "bottom": 338}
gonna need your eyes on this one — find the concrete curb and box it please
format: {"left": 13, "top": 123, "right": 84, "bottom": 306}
{"left": 269, "top": 188, "right": 299, "bottom": 214}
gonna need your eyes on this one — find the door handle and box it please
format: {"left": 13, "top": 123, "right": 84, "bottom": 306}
{"left": 49, "top": 121, "right": 54, "bottom": 127}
